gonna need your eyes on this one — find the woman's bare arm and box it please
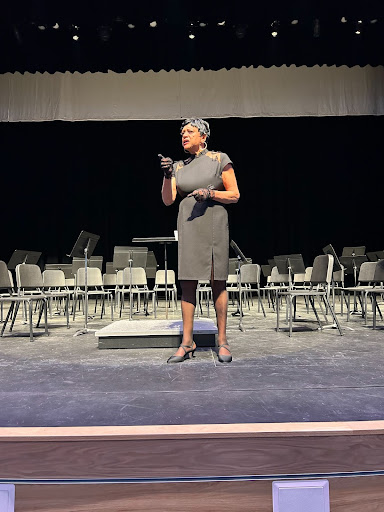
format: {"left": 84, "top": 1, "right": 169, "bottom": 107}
{"left": 211, "top": 164, "right": 240, "bottom": 204}
{"left": 161, "top": 176, "right": 177, "bottom": 205}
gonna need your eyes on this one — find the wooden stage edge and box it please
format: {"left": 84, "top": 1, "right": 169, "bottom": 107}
{"left": 2, "top": 419, "right": 384, "bottom": 441}
{"left": 3, "top": 421, "right": 384, "bottom": 511}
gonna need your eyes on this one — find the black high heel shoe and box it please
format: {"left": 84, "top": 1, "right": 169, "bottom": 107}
{"left": 167, "top": 342, "right": 196, "bottom": 364}
{"left": 217, "top": 343, "right": 232, "bottom": 363}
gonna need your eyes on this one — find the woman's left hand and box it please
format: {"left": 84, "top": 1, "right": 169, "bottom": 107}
{"left": 187, "top": 188, "right": 213, "bottom": 202}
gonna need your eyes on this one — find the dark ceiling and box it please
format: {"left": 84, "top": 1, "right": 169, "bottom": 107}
{"left": 1, "top": 0, "right": 384, "bottom": 73}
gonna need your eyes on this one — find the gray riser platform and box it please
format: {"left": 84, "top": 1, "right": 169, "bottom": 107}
{"left": 95, "top": 319, "right": 217, "bottom": 349}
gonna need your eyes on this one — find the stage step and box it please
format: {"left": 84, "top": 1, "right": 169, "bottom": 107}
{"left": 95, "top": 319, "right": 217, "bottom": 349}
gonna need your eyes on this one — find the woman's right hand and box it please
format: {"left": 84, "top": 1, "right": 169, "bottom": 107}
{"left": 158, "top": 154, "right": 174, "bottom": 179}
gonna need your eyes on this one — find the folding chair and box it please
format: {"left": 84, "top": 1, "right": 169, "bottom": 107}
{"left": 0, "top": 261, "right": 48, "bottom": 342}
{"left": 118, "top": 267, "right": 155, "bottom": 317}
{"left": 153, "top": 270, "right": 177, "bottom": 312}
{"left": 73, "top": 267, "right": 113, "bottom": 321}
{"left": 276, "top": 255, "right": 343, "bottom": 337}
{"left": 16, "top": 264, "right": 70, "bottom": 328}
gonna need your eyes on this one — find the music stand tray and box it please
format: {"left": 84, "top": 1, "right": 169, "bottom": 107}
{"left": 45, "top": 263, "right": 73, "bottom": 279}
{"left": 342, "top": 246, "right": 366, "bottom": 257}
{"left": 339, "top": 256, "right": 368, "bottom": 271}
{"left": 113, "top": 247, "right": 148, "bottom": 271}
{"left": 274, "top": 254, "right": 306, "bottom": 276}
{"left": 261, "top": 265, "right": 272, "bottom": 278}
{"left": 8, "top": 250, "right": 42, "bottom": 270}
{"left": 366, "top": 251, "right": 384, "bottom": 262}
{"left": 322, "top": 244, "right": 343, "bottom": 272}
{"left": 69, "top": 231, "right": 100, "bottom": 260}
{"left": 230, "top": 240, "right": 247, "bottom": 263}
{"left": 339, "top": 255, "right": 368, "bottom": 286}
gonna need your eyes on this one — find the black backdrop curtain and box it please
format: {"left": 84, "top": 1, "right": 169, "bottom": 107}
{"left": 1, "top": 116, "right": 383, "bottom": 275}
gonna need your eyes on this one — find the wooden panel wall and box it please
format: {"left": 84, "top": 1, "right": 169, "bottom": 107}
{"left": 1, "top": 421, "right": 384, "bottom": 511}
{"left": 12, "top": 476, "right": 384, "bottom": 512}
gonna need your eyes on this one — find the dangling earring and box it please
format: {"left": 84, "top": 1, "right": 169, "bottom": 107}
{"left": 200, "top": 141, "right": 207, "bottom": 150}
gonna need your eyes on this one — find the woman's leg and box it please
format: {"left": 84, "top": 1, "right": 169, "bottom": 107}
{"left": 211, "top": 280, "right": 231, "bottom": 356}
{"left": 172, "top": 280, "right": 197, "bottom": 357}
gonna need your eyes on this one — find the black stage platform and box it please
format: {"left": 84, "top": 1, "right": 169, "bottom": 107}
{"left": 0, "top": 301, "right": 383, "bottom": 427}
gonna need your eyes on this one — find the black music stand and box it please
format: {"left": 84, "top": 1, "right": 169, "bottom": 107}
{"left": 323, "top": 243, "right": 347, "bottom": 311}
{"left": 112, "top": 246, "right": 149, "bottom": 320}
{"left": 230, "top": 240, "right": 249, "bottom": 331}
{"left": 339, "top": 246, "right": 368, "bottom": 286}
{"left": 274, "top": 254, "right": 306, "bottom": 289}
{"left": 68, "top": 231, "right": 100, "bottom": 335}
{"left": 45, "top": 263, "right": 73, "bottom": 279}
{"left": 342, "top": 246, "right": 366, "bottom": 256}
{"left": 261, "top": 265, "right": 272, "bottom": 278}
{"left": 367, "top": 251, "right": 384, "bottom": 262}
{"left": 321, "top": 243, "right": 350, "bottom": 321}
{"left": 71, "top": 256, "right": 103, "bottom": 277}
{"left": 132, "top": 237, "right": 176, "bottom": 320}
{"left": 8, "top": 250, "right": 42, "bottom": 270}
{"left": 322, "top": 244, "right": 343, "bottom": 271}
{"left": 113, "top": 247, "right": 148, "bottom": 271}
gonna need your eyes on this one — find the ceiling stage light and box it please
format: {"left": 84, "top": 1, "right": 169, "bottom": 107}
{"left": 270, "top": 20, "right": 279, "bottom": 37}
{"left": 38, "top": 25, "right": 46, "bottom": 31}
{"left": 291, "top": 19, "right": 299, "bottom": 25}
{"left": 149, "top": 21, "right": 157, "bottom": 28}
{"left": 127, "top": 23, "right": 135, "bottom": 29}
{"left": 217, "top": 21, "right": 225, "bottom": 26}
{"left": 370, "top": 19, "right": 378, "bottom": 24}
{"left": 189, "top": 33, "right": 195, "bottom": 39}
{"left": 72, "top": 35, "right": 79, "bottom": 41}
{"left": 341, "top": 17, "right": 347, "bottom": 23}
{"left": 53, "top": 23, "right": 59, "bottom": 29}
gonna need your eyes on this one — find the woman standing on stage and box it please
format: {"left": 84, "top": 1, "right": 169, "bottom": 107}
{"left": 160, "top": 118, "right": 240, "bottom": 363}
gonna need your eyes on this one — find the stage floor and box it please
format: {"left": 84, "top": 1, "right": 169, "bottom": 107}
{"left": 0, "top": 298, "right": 383, "bottom": 427}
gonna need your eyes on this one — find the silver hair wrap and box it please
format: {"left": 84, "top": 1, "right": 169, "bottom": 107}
{"left": 181, "top": 118, "right": 210, "bottom": 140}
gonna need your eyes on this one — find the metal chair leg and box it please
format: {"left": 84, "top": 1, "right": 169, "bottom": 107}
{"left": 309, "top": 295, "right": 323, "bottom": 330}
{"left": 28, "top": 300, "right": 34, "bottom": 342}
{"left": 324, "top": 295, "right": 343, "bottom": 336}
{"left": 10, "top": 302, "right": 20, "bottom": 331}
{"left": 1, "top": 302, "right": 14, "bottom": 336}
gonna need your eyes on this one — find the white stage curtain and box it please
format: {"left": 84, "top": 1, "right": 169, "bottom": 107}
{"left": 1, "top": 65, "right": 383, "bottom": 122}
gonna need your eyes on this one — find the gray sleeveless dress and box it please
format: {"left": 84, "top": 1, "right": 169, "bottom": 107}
{"left": 175, "top": 149, "right": 232, "bottom": 281}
